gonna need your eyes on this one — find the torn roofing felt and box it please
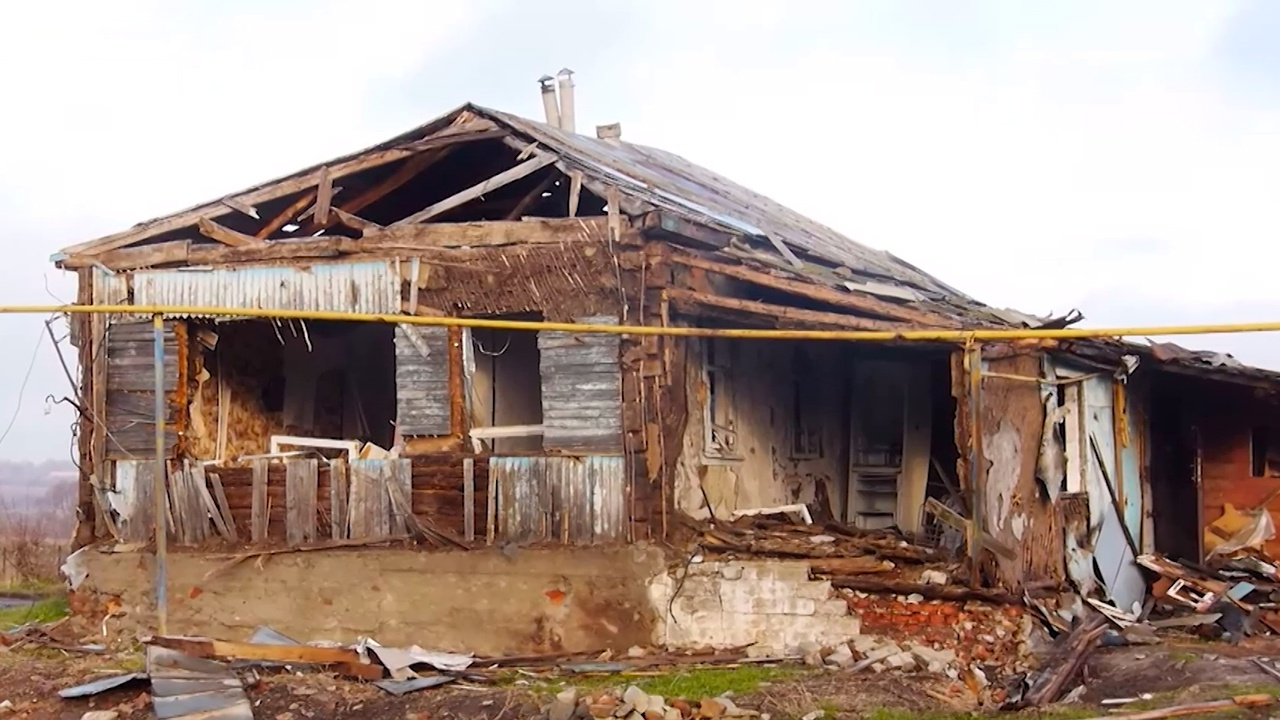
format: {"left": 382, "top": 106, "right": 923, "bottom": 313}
{"left": 54, "top": 103, "right": 1021, "bottom": 328}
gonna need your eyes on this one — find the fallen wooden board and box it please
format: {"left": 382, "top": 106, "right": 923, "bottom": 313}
{"left": 147, "top": 636, "right": 361, "bottom": 665}
{"left": 1075, "top": 693, "right": 1273, "bottom": 720}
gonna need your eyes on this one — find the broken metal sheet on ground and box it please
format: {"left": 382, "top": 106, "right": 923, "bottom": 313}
{"left": 359, "top": 639, "right": 473, "bottom": 680}
{"left": 373, "top": 675, "right": 457, "bottom": 696}
{"left": 148, "top": 645, "right": 253, "bottom": 720}
{"left": 58, "top": 672, "right": 149, "bottom": 699}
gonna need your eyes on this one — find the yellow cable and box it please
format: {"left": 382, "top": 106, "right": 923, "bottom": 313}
{"left": 10, "top": 303, "right": 1280, "bottom": 342}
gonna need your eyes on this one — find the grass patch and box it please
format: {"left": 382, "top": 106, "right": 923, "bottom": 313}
{"left": 523, "top": 665, "right": 801, "bottom": 700}
{"left": 0, "top": 594, "right": 68, "bottom": 629}
{"left": 0, "top": 578, "right": 64, "bottom": 595}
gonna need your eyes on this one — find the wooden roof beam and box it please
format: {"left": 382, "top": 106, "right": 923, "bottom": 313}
{"left": 59, "top": 119, "right": 507, "bottom": 258}
{"left": 332, "top": 208, "right": 385, "bottom": 236}
{"left": 255, "top": 190, "right": 318, "bottom": 239}
{"left": 394, "top": 154, "right": 557, "bottom": 226}
{"left": 669, "top": 251, "right": 960, "bottom": 328}
{"left": 296, "top": 146, "right": 460, "bottom": 236}
{"left": 197, "top": 217, "right": 264, "bottom": 247}
{"left": 665, "top": 288, "right": 902, "bottom": 331}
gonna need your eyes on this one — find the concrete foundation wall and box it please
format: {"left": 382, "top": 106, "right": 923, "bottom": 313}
{"left": 74, "top": 545, "right": 665, "bottom": 656}
{"left": 647, "top": 560, "right": 861, "bottom": 654}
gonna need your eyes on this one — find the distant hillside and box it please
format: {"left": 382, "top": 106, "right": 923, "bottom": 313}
{"left": 0, "top": 459, "right": 76, "bottom": 511}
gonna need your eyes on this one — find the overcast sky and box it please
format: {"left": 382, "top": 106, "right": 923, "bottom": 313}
{"left": 1, "top": 0, "right": 1279, "bottom": 460}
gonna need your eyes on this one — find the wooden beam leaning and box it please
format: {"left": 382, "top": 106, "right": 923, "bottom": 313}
{"left": 313, "top": 167, "right": 334, "bottom": 226}
{"left": 665, "top": 287, "right": 903, "bottom": 331}
{"left": 196, "top": 217, "right": 264, "bottom": 248}
{"left": 506, "top": 172, "right": 558, "bottom": 220}
{"left": 394, "top": 154, "right": 557, "bottom": 225}
{"left": 256, "top": 191, "right": 318, "bottom": 239}
{"left": 670, "top": 252, "right": 960, "bottom": 328}
{"left": 331, "top": 208, "right": 385, "bottom": 236}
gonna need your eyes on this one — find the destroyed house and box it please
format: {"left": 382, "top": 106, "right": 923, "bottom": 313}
{"left": 51, "top": 77, "right": 1280, "bottom": 654}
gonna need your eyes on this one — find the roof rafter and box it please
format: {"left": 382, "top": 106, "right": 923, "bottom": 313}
{"left": 393, "top": 154, "right": 556, "bottom": 226}
{"left": 60, "top": 116, "right": 505, "bottom": 258}
{"left": 197, "top": 217, "right": 263, "bottom": 248}
{"left": 255, "top": 190, "right": 318, "bottom": 239}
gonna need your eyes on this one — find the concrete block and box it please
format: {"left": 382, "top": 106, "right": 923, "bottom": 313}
{"left": 760, "top": 561, "right": 813, "bottom": 583}
{"left": 823, "top": 642, "right": 854, "bottom": 668}
{"left": 795, "top": 580, "right": 835, "bottom": 600}
{"left": 909, "top": 644, "right": 957, "bottom": 667}
{"left": 885, "top": 652, "right": 916, "bottom": 671}
{"left": 718, "top": 563, "right": 744, "bottom": 581}
{"left": 815, "top": 599, "right": 850, "bottom": 616}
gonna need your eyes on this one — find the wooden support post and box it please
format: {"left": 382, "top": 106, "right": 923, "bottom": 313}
{"left": 387, "top": 460, "right": 412, "bottom": 537}
{"left": 463, "top": 458, "right": 475, "bottom": 542}
{"left": 251, "top": 459, "right": 268, "bottom": 542}
{"left": 152, "top": 313, "right": 168, "bottom": 636}
{"left": 965, "top": 342, "right": 984, "bottom": 576}
{"left": 285, "top": 459, "right": 319, "bottom": 546}
{"left": 330, "top": 459, "right": 348, "bottom": 541}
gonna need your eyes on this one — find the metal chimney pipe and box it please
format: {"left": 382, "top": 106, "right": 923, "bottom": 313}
{"left": 556, "top": 68, "right": 576, "bottom": 133}
{"left": 538, "top": 75, "right": 561, "bottom": 129}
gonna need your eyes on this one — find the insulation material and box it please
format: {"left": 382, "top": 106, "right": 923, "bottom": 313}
{"left": 539, "top": 315, "right": 623, "bottom": 454}
{"left": 188, "top": 322, "right": 286, "bottom": 461}
{"left": 408, "top": 243, "right": 619, "bottom": 322}
{"left": 395, "top": 325, "right": 450, "bottom": 436}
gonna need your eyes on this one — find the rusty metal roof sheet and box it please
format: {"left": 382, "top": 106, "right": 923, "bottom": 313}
{"left": 131, "top": 259, "right": 402, "bottom": 317}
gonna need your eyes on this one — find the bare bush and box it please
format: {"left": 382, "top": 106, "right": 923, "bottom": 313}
{"left": 0, "top": 497, "right": 70, "bottom": 588}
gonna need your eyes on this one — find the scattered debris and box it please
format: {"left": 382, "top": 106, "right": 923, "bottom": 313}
{"left": 553, "top": 686, "right": 762, "bottom": 720}
{"left": 1076, "top": 693, "right": 1273, "bottom": 720}
{"left": 58, "top": 673, "right": 148, "bottom": 699}
{"left": 148, "top": 644, "right": 253, "bottom": 720}
{"left": 373, "top": 675, "right": 457, "bottom": 696}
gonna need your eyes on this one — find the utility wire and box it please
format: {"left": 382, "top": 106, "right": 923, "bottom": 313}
{"left": 0, "top": 327, "right": 47, "bottom": 451}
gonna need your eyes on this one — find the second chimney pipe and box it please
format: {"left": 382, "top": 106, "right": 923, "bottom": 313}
{"left": 539, "top": 75, "right": 561, "bottom": 129}
{"left": 556, "top": 68, "right": 576, "bottom": 133}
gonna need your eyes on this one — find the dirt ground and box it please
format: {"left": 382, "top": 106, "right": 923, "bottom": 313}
{"left": 5, "top": 640, "right": 1280, "bottom": 720}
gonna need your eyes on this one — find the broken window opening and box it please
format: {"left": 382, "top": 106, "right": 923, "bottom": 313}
{"left": 467, "top": 321, "right": 544, "bottom": 454}
{"left": 790, "top": 345, "right": 823, "bottom": 460}
{"left": 702, "top": 338, "right": 741, "bottom": 461}
{"left": 1250, "top": 425, "right": 1278, "bottom": 478}
{"left": 191, "top": 320, "right": 397, "bottom": 461}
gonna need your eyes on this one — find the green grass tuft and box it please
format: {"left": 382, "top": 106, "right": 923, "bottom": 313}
{"left": 0, "top": 594, "right": 69, "bottom": 629}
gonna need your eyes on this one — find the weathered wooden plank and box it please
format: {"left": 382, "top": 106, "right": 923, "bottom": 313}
{"left": 395, "top": 325, "right": 450, "bottom": 436}
{"left": 285, "top": 459, "right": 318, "bottom": 546}
{"left": 189, "top": 462, "right": 221, "bottom": 543}
{"left": 251, "top": 459, "right": 269, "bottom": 543}
{"left": 348, "top": 460, "right": 390, "bottom": 539}
{"left": 117, "top": 460, "right": 155, "bottom": 544}
{"left": 387, "top": 459, "right": 412, "bottom": 537}
{"left": 463, "top": 458, "right": 475, "bottom": 542}
{"left": 208, "top": 472, "right": 237, "bottom": 542}
{"left": 330, "top": 459, "right": 348, "bottom": 541}
{"left": 538, "top": 316, "right": 623, "bottom": 454}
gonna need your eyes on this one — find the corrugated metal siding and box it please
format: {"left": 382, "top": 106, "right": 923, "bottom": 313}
{"left": 105, "top": 320, "right": 178, "bottom": 459}
{"left": 395, "top": 325, "right": 450, "bottom": 435}
{"left": 538, "top": 315, "right": 622, "bottom": 454}
{"left": 130, "top": 260, "right": 401, "bottom": 317}
{"left": 491, "top": 456, "right": 626, "bottom": 544}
